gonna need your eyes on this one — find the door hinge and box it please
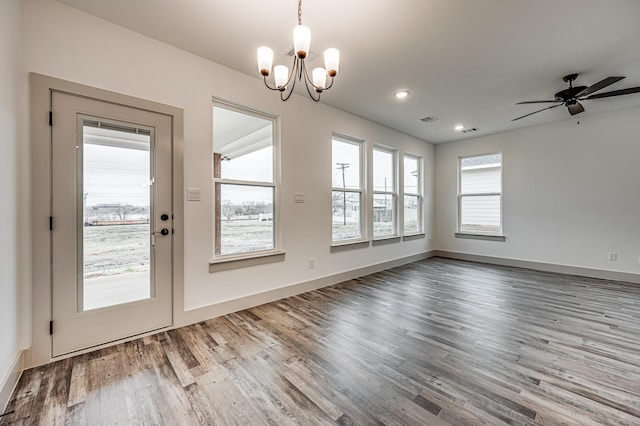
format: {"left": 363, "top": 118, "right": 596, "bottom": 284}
{"left": 49, "top": 111, "right": 53, "bottom": 126}
{"left": 49, "top": 321, "right": 53, "bottom": 335}
{"left": 49, "top": 216, "right": 53, "bottom": 231}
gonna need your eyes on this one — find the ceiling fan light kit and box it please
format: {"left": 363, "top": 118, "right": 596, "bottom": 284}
{"left": 512, "top": 74, "right": 640, "bottom": 121}
{"left": 257, "top": 0, "right": 340, "bottom": 102}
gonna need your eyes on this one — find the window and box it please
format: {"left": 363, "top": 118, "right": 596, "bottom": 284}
{"left": 213, "top": 103, "right": 278, "bottom": 257}
{"left": 332, "top": 135, "right": 364, "bottom": 243}
{"left": 373, "top": 147, "right": 396, "bottom": 238}
{"left": 403, "top": 154, "right": 422, "bottom": 234}
{"left": 458, "top": 153, "right": 502, "bottom": 235}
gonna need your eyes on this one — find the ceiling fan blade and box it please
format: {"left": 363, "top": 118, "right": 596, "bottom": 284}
{"left": 511, "top": 103, "right": 564, "bottom": 122}
{"left": 516, "top": 100, "right": 562, "bottom": 104}
{"left": 567, "top": 101, "right": 584, "bottom": 116}
{"left": 577, "top": 76, "right": 624, "bottom": 97}
{"left": 585, "top": 86, "right": 640, "bottom": 100}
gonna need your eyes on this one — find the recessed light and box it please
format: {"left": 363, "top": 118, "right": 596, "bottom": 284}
{"left": 454, "top": 124, "right": 465, "bottom": 131}
{"left": 395, "top": 90, "right": 409, "bottom": 99}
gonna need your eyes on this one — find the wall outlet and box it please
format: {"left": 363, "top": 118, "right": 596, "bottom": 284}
{"left": 608, "top": 252, "right": 617, "bottom": 261}
{"left": 308, "top": 258, "right": 315, "bottom": 269}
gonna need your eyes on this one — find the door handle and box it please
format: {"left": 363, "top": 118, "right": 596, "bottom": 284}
{"left": 151, "top": 228, "right": 170, "bottom": 246}
{"left": 152, "top": 228, "right": 170, "bottom": 236}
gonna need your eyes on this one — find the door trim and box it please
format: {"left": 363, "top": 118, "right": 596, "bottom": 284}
{"left": 30, "top": 73, "right": 184, "bottom": 368}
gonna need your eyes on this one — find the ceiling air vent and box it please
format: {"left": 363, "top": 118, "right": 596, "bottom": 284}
{"left": 419, "top": 116, "right": 439, "bottom": 123}
{"left": 462, "top": 127, "right": 478, "bottom": 133}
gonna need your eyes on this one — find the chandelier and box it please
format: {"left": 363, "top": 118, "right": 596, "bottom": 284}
{"left": 257, "top": 0, "right": 340, "bottom": 102}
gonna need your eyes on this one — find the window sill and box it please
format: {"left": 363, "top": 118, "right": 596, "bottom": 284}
{"left": 402, "top": 233, "right": 425, "bottom": 241}
{"left": 209, "top": 250, "right": 286, "bottom": 272}
{"left": 330, "top": 240, "right": 370, "bottom": 253}
{"left": 455, "top": 232, "right": 506, "bottom": 242}
{"left": 372, "top": 236, "right": 401, "bottom": 246}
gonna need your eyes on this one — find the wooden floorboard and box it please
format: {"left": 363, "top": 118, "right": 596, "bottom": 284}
{"left": 3, "top": 257, "right": 640, "bottom": 425}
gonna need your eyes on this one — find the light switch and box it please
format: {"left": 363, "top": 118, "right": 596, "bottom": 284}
{"left": 294, "top": 193, "right": 305, "bottom": 203}
{"left": 187, "top": 187, "right": 201, "bottom": 201}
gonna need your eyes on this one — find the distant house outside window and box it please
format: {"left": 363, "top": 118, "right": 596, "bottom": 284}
{"left": 458, "top": 153, "right": 502, "bottom": 236}
{"left": 403, "top": 154, "right": 422, "bottom": 234}
{"left": 373, "top": 146, "right": 397, "bottom": 238}
{"left": 213, "top": 102, "right": 278, "bottom": 257}
{"left": 332, "top": 135, "right": 364, "bottom": 243}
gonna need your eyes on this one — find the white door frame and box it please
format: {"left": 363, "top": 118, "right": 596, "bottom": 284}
{"left": 29, "top": 73, "right": 184, "bottom": 368}
{"left": 51, "top": 97, "right": 173, "bottom": 356}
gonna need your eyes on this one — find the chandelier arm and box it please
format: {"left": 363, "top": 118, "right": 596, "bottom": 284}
{"left": 283, "top": 56, "right": 299, "bottom": 89}
{"left": 324, "top": 77, "right": 335, "bottom": 91}
{"left": 303, "top": 75, "right": 321, "bottom": 102}
{"left": 280, "top": 71, "right": 297, "bottom": 101}
{"left": 281, "top": 83, "right": 296, "bottom": 101}
{"left": 263, "top": 76, "right": 283, "bottom": 92}
{"left": 300, "top": 60, "right": 321, "bottom": 101}
{"left": 301, "top": 59, "right": 326, "bottom": 92}
{"left": 277, "top": 57, "right": 300, "bottom": 101}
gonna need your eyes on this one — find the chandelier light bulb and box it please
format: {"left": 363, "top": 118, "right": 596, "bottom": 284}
{"left": 274, "top": 65, "right": 289, "bottom": 89}
{"left": 293, "top": 25, "right": 311, "bottom": 59}
{"left": 312, "top": 68, "right": 327, "bottom": 91}
{"left": 324, "top": 48, "right": 340, "bottom": 77}
{"left": 257, "top": 46, "right": 274, "bottom": 76}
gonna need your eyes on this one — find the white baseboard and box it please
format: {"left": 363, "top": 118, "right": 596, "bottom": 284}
{"left": 434, "top": 250, "right": 640, "bottom": 284}
{"left": 177, "top": 251, "right": 436, "bottom": 328}
{"left": 1, "top": 350, "right": 24, "bottom": 415}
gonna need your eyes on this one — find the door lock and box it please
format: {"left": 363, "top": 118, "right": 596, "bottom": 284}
{"left": 160, "top": 213, "right": 169, "bottom": 221}
{"left": 153, "top": 228, "right": 170, "bottom": 236}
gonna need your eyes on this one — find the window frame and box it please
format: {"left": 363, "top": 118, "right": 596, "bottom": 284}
{"left": 211, "top": 98, "right": 281, "bottom": 263}
{"left": 331, "top": 133, "right": 366, "bottom": 245}
{"left": 402, "top": 153, "right": 423, "bottom": 236}
{"left": 372, "top": 145, "right": 398, "bottom": 239}
{"left": 457, "top": 152, "right": 504, "bottom": 238}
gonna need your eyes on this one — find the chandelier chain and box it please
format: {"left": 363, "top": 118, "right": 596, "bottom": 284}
{"left": 298, "top": 0, "right": 302, "bottom": 25}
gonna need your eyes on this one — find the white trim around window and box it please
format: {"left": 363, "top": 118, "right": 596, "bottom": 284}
{"left": 211, "top": 98, "right": 283, "bottom": 267}
{"left": 402, "top": 152, "right": 423, "bottom": 236}
{"left": 373, "top": 145, "right": 398, "bottom": 239}
{"left": 457, "top": 152, "right": 504, "bottom": 239}
{"left": 331, "top": 133, "right": 366, "bottom": 245}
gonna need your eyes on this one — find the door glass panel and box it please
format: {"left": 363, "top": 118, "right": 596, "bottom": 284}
{"left": 81, "top": 122, "right": 153, "bottom": 311}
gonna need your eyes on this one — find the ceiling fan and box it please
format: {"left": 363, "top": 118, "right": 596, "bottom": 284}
{"left": 512, "top": 73, "right": 640, "bottom": 121}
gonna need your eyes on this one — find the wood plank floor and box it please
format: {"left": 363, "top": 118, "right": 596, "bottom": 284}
{"left": 3, "top": 257, "right": 640, "bottom": 425}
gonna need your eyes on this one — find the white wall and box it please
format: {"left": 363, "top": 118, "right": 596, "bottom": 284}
{"left": 21, "top": 0, "right": 434, "bottom": 362}
{"left": 435, "top": 107, "right": 640, "bottom": 274}
{"left": 0, "top": 0, "right": 22, "bottom": 406}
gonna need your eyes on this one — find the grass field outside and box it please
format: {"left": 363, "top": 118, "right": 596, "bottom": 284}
{"left": 85, "top": 219, "right": 413, "bottom": 277}
{"left": 220, "top": 219, "right": 274, "bottom": 255}
{"left": 83, "top": 224, "right": 150, "bottom": 278}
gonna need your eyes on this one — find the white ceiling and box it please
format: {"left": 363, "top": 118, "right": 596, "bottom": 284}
{"left": 55, "top": 0, "right": 640, "bottom": 143}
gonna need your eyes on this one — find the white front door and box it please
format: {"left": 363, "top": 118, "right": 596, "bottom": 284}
{"left": 51, "top": 92, "right": 173, "bottom": 356}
